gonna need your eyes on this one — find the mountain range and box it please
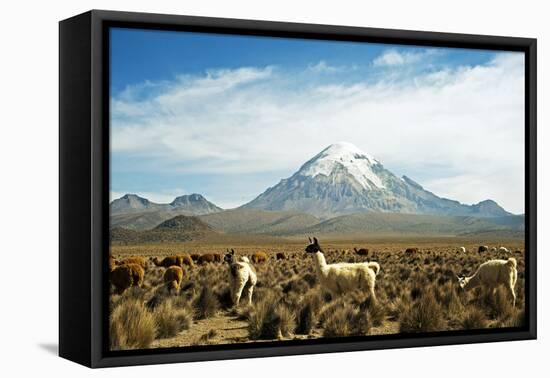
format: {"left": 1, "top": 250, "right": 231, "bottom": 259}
{"left": 110, "top": 142, "right": 520, "bottom": 238}
{"left": 110, "top": 193, "right": 223, "bottom": 230}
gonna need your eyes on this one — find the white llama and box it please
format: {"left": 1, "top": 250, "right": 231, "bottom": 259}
{"left": 225, "top": 249, "right": 257, "bottom": 306}
{"left": 305, "top": 237, "right": 378, "bottom": 301}
{"left": 457, "top": 257, "right": 518, "bottom": 307}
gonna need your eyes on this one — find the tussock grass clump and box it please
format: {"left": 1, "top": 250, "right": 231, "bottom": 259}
{"left": 301, "top": 273, "right": 317, "bottom": 287}
{"left": 216, "top": 286, "right": 234, "bottom": 310}
{"left": 410, "top": 284, "right": 424, "bottom": 301}
{"left": 400, "top": 289, "right": 444, "bottom": 333}
{"left": 363, "top": 296, "right": 385, "bottom": 327}
{"left": 193, "top": 286, "right": 219, "bottom": 319}
{"left": 498, "top": 309, "right": 525, "bottom": 328}
{"left": 322, "top": 304, "right": 370, "bottom": 337}
{"left": 110, "top": 298, "right": 156, "bottom": 350}
{"left": 478, "top": 287, "right": 514, "bottom": 320}
{"left": 282, "top": 277, "right": 309, "bottom": 295}
{"left": 461, "top": 307, "right": 488, "bottom": 330}
{"left": 153, "top": 299, "right": 193, "bottom": 338}
{"left": 277, "top": 304, "right": 296, "bottom": 337}
{"left": 248, "top": 291, "right": 295, "bottom": 339}
{"left": 296, "top": 291, "right": 322, "bottom": 335}
{"left": 387, "top": 295, "right": 407, "bottom": 321}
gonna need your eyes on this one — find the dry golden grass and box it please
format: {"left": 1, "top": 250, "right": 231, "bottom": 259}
{"left": 109, "top": 238, "right": 526, "bottom": 350}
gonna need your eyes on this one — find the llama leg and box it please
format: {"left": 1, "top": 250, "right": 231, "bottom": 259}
{"left": 507, "top": 280, "right": 516, "bottom": 307}
{"left": 370, "top": 286, "right": 377, "bottom": 303}
{"left": 243, "top": 283, "right": 254, "bottom": 305}
{"left": 232, "top": 279, "right": 246, "bottom": 307}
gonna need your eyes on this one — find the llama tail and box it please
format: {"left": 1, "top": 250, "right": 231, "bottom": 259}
{"left": 367, "top": 262, "right": 380, "bottom": 276}
{"left": 506, "top": 257, "right": 517, "bottom": 269}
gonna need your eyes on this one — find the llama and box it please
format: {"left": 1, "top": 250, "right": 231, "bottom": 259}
{"left": 110, "top": 263, "right": 144, "bottom": 294}
{"left": 198, "top": 253, "right": 216, "bottom": 264}
{"left": 251, "top": 251, "right": 268, "bottom": 264}
{"left": 457, "top": 258, "right": 518, "bottom": 307}
{"left": 178, "top": 254, "right": 194, "bottom": 267}
{"left": 109, "top": 254, "right": 117, "bottom": 271}
{"left": 354, "top": 247, "right": 369, "bottom": 256}
{"left": 163, "top": 266, "right": 184, "bottom": 293}
{"left": 152, "top": 256, "right": 181, "bottom": 268}
{"left": 498, "top": 246, "right": 510, "bottom": 253}
{"left": 276, "top": 252, "right": 286, "bottom": 260}
{"left": 405, "top": 247, "right": 418, "bottom": 254}
{"left": 118, "top": 256, "right": 148, "bottom": 270}
{"left": 458, "top": 246, "right": 466, "bottom": 253}
{"left": 478, "top": 245, "right": 489, "bottom": 253}
{"left": 225, "top": 250, "right": 257, "bottom": 306}
{"left": 305, "top": 237, "right": 378, "bottom": 301}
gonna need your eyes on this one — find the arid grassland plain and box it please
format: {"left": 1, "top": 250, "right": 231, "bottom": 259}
{"left": 109, "top": 236, "right": 525, "bottom": 350}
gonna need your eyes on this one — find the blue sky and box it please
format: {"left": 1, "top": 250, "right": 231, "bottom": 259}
{"left": 110, "top": 28, "right": 525, "bottom": 213}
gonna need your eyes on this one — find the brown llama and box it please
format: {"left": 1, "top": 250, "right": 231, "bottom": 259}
{"left": 110, "top": 263, "right": 144, "bottom": 294}
{"left": 163, "top": 266, "right": 184, "bottom": 293}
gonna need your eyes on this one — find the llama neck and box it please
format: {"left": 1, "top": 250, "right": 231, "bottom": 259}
{"left": 463, "top": 272, "right": 481, "bottom": 290}
{"left": 313, "top": 252, "right": 328, "bottom": 275}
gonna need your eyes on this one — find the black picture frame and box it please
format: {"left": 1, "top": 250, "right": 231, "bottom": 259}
{"left": 59, "top": 9, "right": 537, "bottom": 368}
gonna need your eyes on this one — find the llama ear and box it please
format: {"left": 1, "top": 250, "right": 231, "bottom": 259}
{"left": 308, "top": 237, "right": 312, "bottom": 243}
{"left": 313, "top": 237, "right": 319, "bottom": 244}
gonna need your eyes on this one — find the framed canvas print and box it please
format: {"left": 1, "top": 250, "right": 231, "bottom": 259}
{"left": 59, "top": 10, "right": 537, "bottom": 368}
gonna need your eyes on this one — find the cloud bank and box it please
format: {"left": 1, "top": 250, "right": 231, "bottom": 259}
{"left": 111, "top": 50, "right": 525, "bottom": 213}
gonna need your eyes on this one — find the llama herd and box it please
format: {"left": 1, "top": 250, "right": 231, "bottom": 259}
{"left": 110, "top": 238, "right": 520, "bottom": 313}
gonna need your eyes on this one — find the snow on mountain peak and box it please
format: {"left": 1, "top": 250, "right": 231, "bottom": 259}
{"left": 298, "top": 142, "right": 385, "bottom": 189}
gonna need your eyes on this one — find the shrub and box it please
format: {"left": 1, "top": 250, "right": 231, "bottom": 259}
{"left": 216, "top": 286, "right": 233, "bottom": 310}
{"left": 296, "top": 292, "right": 322, "bottom": 335}
{"left": 363, "top": 296, "right": 385, "bottom": 327}
{"left": 482, "top": 287, "right": 514, "bottom": 320}
{"left": 296, "top": 301, "right": 317, "bottom": 335}
{"left": 301, "top": 273, "right": 317, "bottom": 287}
{"left": 400, "top": 290, "right": 444, "bottom": 333}
{"left": 248, "top": 291, "right": 295, "bottom": 339}
{"left": 498, "top": 309, "right": 525, "bottom": 328}
{"left": 461, "top": 307, "right": 488, "bottom": 330}
{"left": 410, "top": 284, "right": 424, "bottom": 301}
{"left": 110, "top": 298, "right": 156, "bottom": 350}
{"left": 193, "top": 286, "right": 219, "bottom": 319}
{"left": 153, "top": 299, "right": 193, "bottom": 338}
{"left": 277, "top": 304, "right": 296, "bottom": 337}
{"left": 323, "top": 304, "right": 370, "bottom": 337}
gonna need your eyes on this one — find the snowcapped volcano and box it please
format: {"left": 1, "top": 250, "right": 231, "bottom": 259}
{"left": 241, "top": 142, "right": 511, "bottom": 219}
{"left": 298, "top": 142, "right": 385, "bottom": 190}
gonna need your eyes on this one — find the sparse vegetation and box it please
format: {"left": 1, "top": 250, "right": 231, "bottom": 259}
{"left": 109, "top": 239, "right": 526, "bottom": 350}
{"left": 153, "top": 299, "right": 193, "bottom": 338}
{"left": 110, "top": 297, "right": 157, "bottom": 350}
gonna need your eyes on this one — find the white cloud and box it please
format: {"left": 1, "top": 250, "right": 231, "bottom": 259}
{"left": 373, "top": 49, "right": 437, "bottom": 67}
{"left": 307, "top": 60, "right": 352, "bottom": 73}
{"left": 111, "top": 53, "right": 525, "bottom": 213}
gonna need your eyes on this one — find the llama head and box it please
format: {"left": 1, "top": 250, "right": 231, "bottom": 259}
{"left": 305, "top": 237, "right": 323, "bottom": 253}
{"left": 224, "top": 249, "right": 235, "bottom": 263}
{"left": 456, "top": 274, "right": 471, "bottom": 290}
